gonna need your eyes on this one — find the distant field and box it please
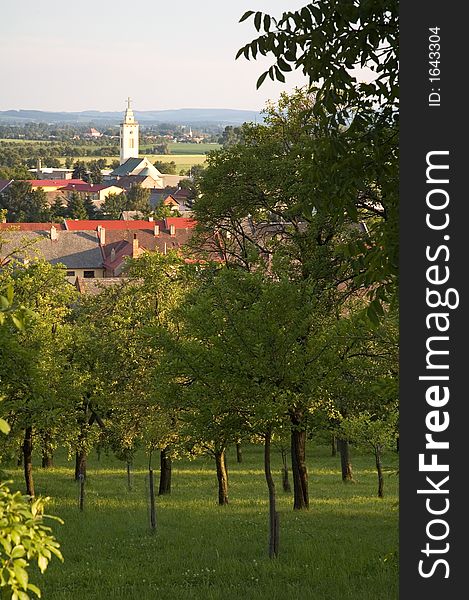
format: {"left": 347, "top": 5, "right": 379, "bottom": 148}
{"left": 60, "top": 154, "right": 208, "bottom": 174}
{"left": 0, "top": 138, "right": 52, "bottom": 144}
{"left": 167, "top": 142, "right": 221, "bottom": 154}
{"left": 0, "top": 139, "right": 221, "bottom": 154}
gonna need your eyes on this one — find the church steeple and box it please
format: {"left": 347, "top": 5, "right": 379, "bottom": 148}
{"left": 120, "top": 97, "right": 139, "bottom": 164}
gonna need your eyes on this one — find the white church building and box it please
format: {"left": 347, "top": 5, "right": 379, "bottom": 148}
{"left": 111, "top": 98, "right": 188, "bottom": 189}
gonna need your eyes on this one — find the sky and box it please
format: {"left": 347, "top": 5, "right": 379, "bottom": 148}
{"left": 0, "top": 0, "right": 310, "bottom": 113}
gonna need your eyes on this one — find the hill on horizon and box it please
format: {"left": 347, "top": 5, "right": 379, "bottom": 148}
{"left": 0, "top": 108, "right": 263, "bottom": 127}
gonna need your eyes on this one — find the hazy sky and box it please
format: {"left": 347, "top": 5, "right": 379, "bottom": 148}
{"left": 1, "top": 0, "right": 309, "bottom": 113}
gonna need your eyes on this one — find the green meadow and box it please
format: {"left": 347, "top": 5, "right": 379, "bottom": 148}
{"left": 5, "top": 444, "right": 398, "bottom": 600}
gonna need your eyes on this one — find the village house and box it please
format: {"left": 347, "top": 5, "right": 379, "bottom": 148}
{"left": 0, "top": 225, "right": 104, "bottom": 282}
{"left": 59, "top": 182, "right": 124, "bottom": 209}
{"left": 29, "top": 167, "right": 75, "bottom": 180}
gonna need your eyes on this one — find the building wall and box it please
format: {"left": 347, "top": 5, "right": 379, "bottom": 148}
{"left": 65, "top": 267, "right": 104, "bottom": 284}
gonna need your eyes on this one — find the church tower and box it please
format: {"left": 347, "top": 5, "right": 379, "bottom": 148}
{"left": 120, "top": 97, "right": 139, "bottom": 164}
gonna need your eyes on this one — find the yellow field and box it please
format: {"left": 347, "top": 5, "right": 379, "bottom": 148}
{"left": 60, "top": 154, "right": 207, "bottom": 173}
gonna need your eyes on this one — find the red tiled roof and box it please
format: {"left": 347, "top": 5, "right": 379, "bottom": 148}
{"left": 29, "top": 179, "right": 86, "bottom": 187}
{"left": 64, "top": 219, "right": 162, "bottom": 231}
{"left": 0, "top": 222, "right": 66, "bottom": 231}
{"left": 164, "top": 217, "right": 196, "bottom": 229}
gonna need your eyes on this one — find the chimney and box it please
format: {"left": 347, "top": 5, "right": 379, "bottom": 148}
{"left": 37, "top": 158, "right": 42, "bottom": 178}
{"left": 148, "top": 216, "right": 154, "bottom": 222}
{"left": 132, "top": 233, "right": 139, "bottom": 256}
{"left": 170, "top": 224, "right": 176, "bottom": 236}
{"left": 97, "top": 226, "right": 105, "bottom": 245}
{"left": 110, "top": 247, "right": 116, "bottom": 262}
{"left": 154, "top": 224, "right": 160, "bottom": 237}
{"left": 50, "top": 225, "right": 58, "bottom": 241}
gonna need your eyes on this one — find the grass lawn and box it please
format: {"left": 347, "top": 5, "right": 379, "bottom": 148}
{"left": 4, "top": 444, "right": 398, "bottom": 600}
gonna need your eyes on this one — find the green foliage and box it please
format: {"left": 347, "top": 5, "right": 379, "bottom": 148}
{"left": 0, "top": 483, "right": 63, "bottom": 599}
{"left": 0, "top": 183, "right": 51, "bottom": 223}
{"left": 238, "top": 1, "right": 398, "bottom": 118}
{"left": 153, "top": 160, "right": 177, "bottom": 174}
{"left": 340, "top": 410, "right": 398, "bottom": 453}
{"left": 66, "top": 191, "right": 87, "bottom": 220}
{"left": 125, "top": 185, "right": 151, "bottom": 214}
{"left": 100, "top": 192, "right": 127, "bottom": 220}
{"left": 236, "top": 4, "right": 399, "bottom": 311}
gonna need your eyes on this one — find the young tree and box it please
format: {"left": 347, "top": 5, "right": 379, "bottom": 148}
{"left": 100, "top": 192, "right": 127, "bottom": 220}
{"left": 67, "top": 191, "right": 87, "bottom": 220}
{"left": 126, "top": 184, "right": 151, "bottom": 214}
{"left": 340, "top": 410, "right": 398, "bottom": 498}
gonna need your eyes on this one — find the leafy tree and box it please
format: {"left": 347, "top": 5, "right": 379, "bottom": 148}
{"left": 126, "top": 184, "right": 151, "bottom": 214}
{"left": 340, "top": 410, "right": 397, "bottom": 497}
{"left": 153, "top": 160, "right": 177, "bottom": 174}
{"left": 71, "top": 161, "right": 88, "bottom": 182}
{"left": 0, "top": 286, "right": 64, "bottom": 600}
{"left": 237, "top": 1, "right": 398, "bottom": 118}
{"left": 218, "top": 125, "right": 243, "bottom": 147}
{"left": 0, "top": 182, "right": 51, "bottom": 223}
{"left": 237, "top": 2, "right": 399, "bottom": 315}
{"left": 194, "top": 90, "right": 369, "bottom": 509}
{"left": 177, "top": 179, "right": 197, "bottom": 200}
{"left": 0, "top": 166, "right": 32, "bottom": 180}
{"left": 153, "top": 204, "right": 180, "bottom": 219}
{"left": 87, "top": 160, "right": 103, "bottom": 184}
{"left": 0, "top": 261, "right": 78, "bottom": 495}
{"left": 100, "top": 192, "right": 127, "bottom": 220}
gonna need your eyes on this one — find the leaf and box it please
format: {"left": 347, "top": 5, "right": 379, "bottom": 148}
{"left": 37, "top": 555, "right": 48, "bottom": 574}
{"left": 27, "top": 583, "right": 41, "bottom": 598}
{"left": 14, "top": 563, "right": 29, "bottom": 589}
{"left": 235, "top": 46, "right": 245, "bottom": 60}
{"left": 254, "top": 12, "right": 262, "bottom": 31}
{"left": 263, "top": 14, "right": 271, "bottom": 31}
{"left": 256, "top": 71, "right": 269, "bottom": 89}
{"left": 11, "top": 545, "right": 26, "bottom": 559}
{"left": 239, "top": 10, "right": 254, "bottom": 23}
{"left": 0, "top": 418, "right": 10, "bottom": 435}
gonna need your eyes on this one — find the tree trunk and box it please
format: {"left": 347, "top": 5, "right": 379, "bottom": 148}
{"left": 331, "top": 434, "right": 337, "bottom": 457}
{"left": 127, "top": 460, "right": 132, "bottom": 491}
{"left": 75, "top": 450, "right": 87, "bottom": 481}
{"left": 236, "top": 443, "right": 243, "bottom": 463}
{"left": 290, "top": 417, "right": 309, "bottom": 509}
{"left": 375, "top": 448, "right": 384, "bottom": 498}
{"left": 23, "top": 427, "right": 35, "bottom": 498}
{"left": 281, "top": 448, "right": 291, "bottom": 492}
{"left": 41, "top": 431, "right": 54, "bottom": 468}
{"left": 264, "top": 430, "right": 279, "bottom": 558}
{"left": 158, "top": 447, "right": 172, "bottom": 495}
{"left": 214, "top": 448, "right": 228, "bottom": 505}
{"left": 337, "top": 438, "right": 354, "bottom": 482}
{"left": 149, "top": 469, "right": 156, "bottom": 530}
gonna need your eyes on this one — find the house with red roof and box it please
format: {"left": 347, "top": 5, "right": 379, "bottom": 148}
{"left": 59, "top": 182, "right": 124, "bottom": 208}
